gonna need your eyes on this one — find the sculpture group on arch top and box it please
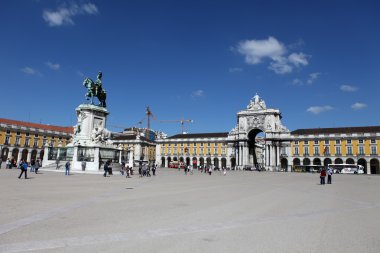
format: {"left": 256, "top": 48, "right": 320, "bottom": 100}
{"left": 229, "top": 93, "right": 290, "bottom": 138}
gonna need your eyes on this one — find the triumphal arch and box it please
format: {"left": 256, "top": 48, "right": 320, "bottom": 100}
{"left": 228, "top": 94, "right": 291, "bottom": 171}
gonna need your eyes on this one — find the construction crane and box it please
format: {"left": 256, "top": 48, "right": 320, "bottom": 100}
{"left": 160, "top": 118, "right": 194, "bottom": 134}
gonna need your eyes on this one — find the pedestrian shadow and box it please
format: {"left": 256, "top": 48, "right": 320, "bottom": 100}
{"left": 125, "top": 188, "right": 134, "bottom": 190}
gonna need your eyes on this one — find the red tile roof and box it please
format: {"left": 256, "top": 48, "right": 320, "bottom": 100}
{"left": 0, "top": 118, "right": 73, "bottom": 134}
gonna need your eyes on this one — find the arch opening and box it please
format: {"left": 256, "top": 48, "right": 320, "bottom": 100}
{"left": 247, "top": 128, "right": 265, "bottom": 168}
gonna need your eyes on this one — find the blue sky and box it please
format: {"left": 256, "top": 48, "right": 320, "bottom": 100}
{"left": 1, "top": 0, "right": 379, "bottom": 135}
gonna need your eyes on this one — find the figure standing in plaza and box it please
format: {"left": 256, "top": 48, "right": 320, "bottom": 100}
{"left": 320, "top": 168, "right": 326, "bottom": 185}
{"left": 208, "top": 165, "right": 213, "bottom": 175}
{"left": 35, "top": 159, "right": 40, "bottom": 174}
{"left": 18, "top": 160, "right": 28, "bottom": 179}
{"left": 65, "top": 161, "right": 71, "bottom": 176}
{"left": 56, "top": 158, "right": 60, "bottom": 170}
{"left": 30, "top": 159, "right": 35, "bottom": 172}
{"left": 6, "top": 158, "right": 11, "bottom": 169}
{"left": 327, "top": 167, "right": 332, "bottom": 184}
{"left": 152, "top": 163, "right": 156, "bottom": 176}
{"left": 81, "top": 161, "right": 86, "bottom": 171}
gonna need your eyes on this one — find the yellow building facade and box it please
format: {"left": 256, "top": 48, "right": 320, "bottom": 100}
{"left": 290, "top": 127, "right": 380, "bottom": 174}
{"left": 156, "top": 133, "right": 230, "bottom": 168}
{"left": 0, "top": 118, "right": 72, "bottom": 165}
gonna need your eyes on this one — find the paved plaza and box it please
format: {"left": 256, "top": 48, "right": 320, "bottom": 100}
{"left": 0, "top": 168, "right": 379, "bottom": 253}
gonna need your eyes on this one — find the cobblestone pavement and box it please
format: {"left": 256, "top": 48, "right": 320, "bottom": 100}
{"left": 0, "top": 168, "right": 379, "bottom": 253}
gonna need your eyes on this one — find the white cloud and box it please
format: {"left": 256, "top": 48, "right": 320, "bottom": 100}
{"left": 236, "top": 37, "right": 286, "bottom": 64}
{"left": 340, "top": 85, "right": 358, "bottom": 92}
{"left": 81, "top": 3, "right": 98, "bottom": 14}
{"left": 292, "top": 78, "right": 303, "bottom": 86}
{"left": 192, "top": 90, "right": 204, "bottom": 97}
{"left": 269, "top": 56, "right": 293, "bottom": 74}
{"left": 307, "top": 72, "right": 321, "bottom": 84}
{"left": 46, "top": 61, "right": 60, "bottom": 70}
{"left": 43, "top": 3, "right": 99, "bottom": 26}
{"left": 307, "top": 105, "right": 333, "bottom": 114}
{"left": 235, "top": 37, "right": 310, "bottom": 74}
{"left": 229, "top": 67, "right": 243, "bottom": 73}
{"left": 21, "top": 67, "right": 39, "bottom": 75}
{"left": 288, "top": 53, "right": 309, "bottom": 67}
{"left": 351, "top": 102, "right": 367, "bottom": 110}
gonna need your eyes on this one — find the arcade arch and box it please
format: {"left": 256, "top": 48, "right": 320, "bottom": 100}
{"left": 370, "top": 158, "right": 379, "bottom": 174}
{"left": 357, "top": 158, "right": 367, "bottom": 173}
{"left": 313, "top": 158, "right": 321, "bottom": 165}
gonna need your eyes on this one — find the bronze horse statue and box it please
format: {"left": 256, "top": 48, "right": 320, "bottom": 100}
{"left": 83, "top": 73, "right": 107, "bottom": 107}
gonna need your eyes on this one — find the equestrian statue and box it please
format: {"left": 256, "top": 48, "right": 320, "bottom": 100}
{"left": 83, "top": 71, "right": 107, "bottom": 107}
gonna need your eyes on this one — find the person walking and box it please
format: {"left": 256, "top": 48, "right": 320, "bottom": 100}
{"left": 30, "top": 159, "right": 35, "bottom": 173}
{"left": 55, "top": 158, "right": 60, "bottom": 170}
{"left": 6, "top": 158, "right": 11, "bottom": 169}
{"left": 126, "top": 165, "right": 130, "bottom": 178}
{"left": 103, "top": 160, "right": 110, "bottom": 177}
{"left": 208, "top": 165, "right": 213, "bottom": 175}
{"left": 152, "top": 163, "right": 156, "bottom": 176}
{"left": 65, "top": 161, "right": 71, "bottom": 176}
{"left": 35, "top": 159, "right": 40, "bottom": 174}
{"left": 120, "top": 162, "right": 125, "bottom": 176}
{"left": 327, "top": 167, "right": 332, "bottom": 184}
{"left": 320, "top": 168, "right": 326, "bottom": 185}
{"left": 18, "top": 160, "right": 28, "bottom": 179}
{"left": 81, "top": 161, "right": 86, "bottom": 171}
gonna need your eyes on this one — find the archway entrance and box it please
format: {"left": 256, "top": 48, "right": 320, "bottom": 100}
{"left": 1, "top": 148, "right": 9, "bottom": 161}
{"left": 346, "top": 158, "right": 355, "bottom": 164}
{"left": 280, "top": 158, "right": 288, "bottom": 171}
{"left": 303, "top": 158, "right": 310, "bottom": 165}
{"left": 313, "top": 158, "right": 321, "bottom": 165}
{"left": 370, "top": 159, "right": 379, "bottom": 174}
{"left": 161, "top": 157, "right": 165, "bottom": 167}
{"left": 230, "top": 158, "right": 236, "bottom": 169}
{"left": 357, "top": 158, "right": 367, "bottom": 173}
{"left": 334, "top": 158, "right": 343, "bottom": 164}
{"left": 221, "top": 158, "right": 226, "bottom": 168}
{"left": 31, "top": 150, "right": 37, "bottom": 161}
{"left": 167, "top": 157, "right": 172, "bottom": 167}
{"left": 21, "top": 149, "right": 28, "bottom": 162}
{"left": 186, "top": 157, "right": 190, "bottom": 166}
{"left": 213, "top": 158, "right": 219, "bottom": 168}
{"left": 206, "top": 157, "right": 211, "bottom": 166}
{"left": 12, "top": 149, "right": 19, "bottom": 161}
{"left": 200, "top": 157, "right": 204, "bottom": 167}
{"left": 192, "top": 157, "right": 197, "bottom": 167}
{"left": 247, "top": 129, "right": 264, "bottom": 167}
{"left": 324, "top": 158, "right": 332, "bottom": 167}
{"left": 39, "top": 150, "right": 44, "bottom": 160}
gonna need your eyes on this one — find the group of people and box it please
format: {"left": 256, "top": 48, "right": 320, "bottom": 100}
{"left": 16, "top": 158, "right": 41, "bottom": 179}
{"left": 138, "top": 162, "right": 157, "bottom": 177}
{"left": 180, "top": 164, "right": 227, "bottom": 176}
{"left": 2, "top": 158, "right": 25, "bottom": 169}
{"left": 120, "top": 162, "right": 133, "bottom": 178}
{"left": 320, "top": 167, "right": 333, "bottom": 185}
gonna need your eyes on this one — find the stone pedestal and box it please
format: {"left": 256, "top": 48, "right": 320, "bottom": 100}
{"left": 43, "top": 103, "right": 120, "bottom": 172}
